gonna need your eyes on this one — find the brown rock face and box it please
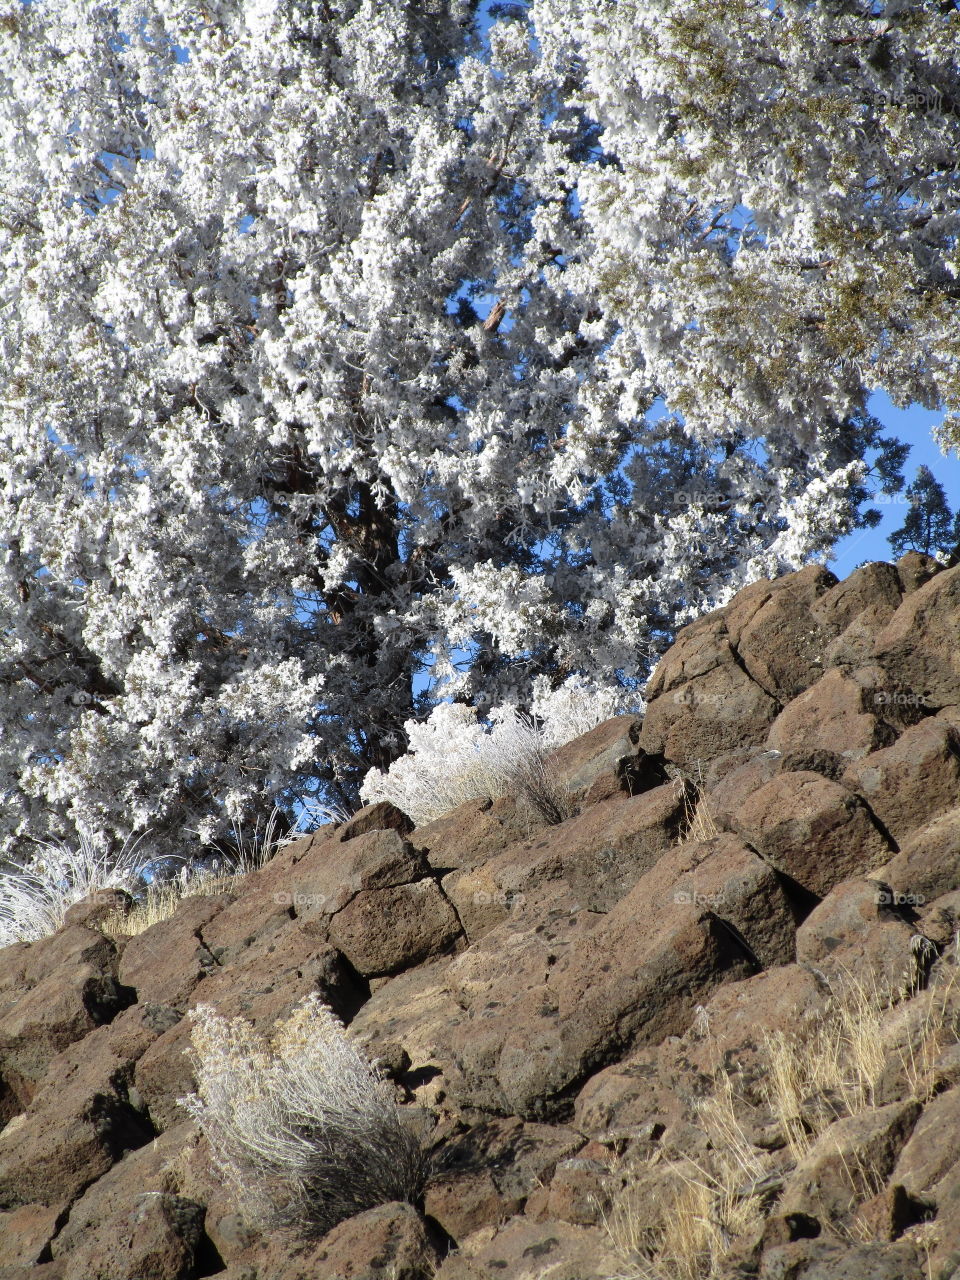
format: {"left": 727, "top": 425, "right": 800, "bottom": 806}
{"left": 811, "top": 560, "right": 904, "bottom": 670}
{"left": 117, "top": 894, "right": 229, "bottom": 1010}
{"left": 731, "top": 770, "right": 894, "bottom": 898}
{"left": 765, "top": 667, "right": 898, "bottom": 760}
{"left": 641, "top": 653, "right": 781, "bottom": 767}
{"left": 441, "top": 834, "right": 793, "bottom": 1119}
{"left": 881, "top": 809, "right": 960, "bottom": 904}
{"left": 2, "top": 558, "right": 959, "bottom": 1280}
{"left": 873, "top": 562, "right": 960, "bottom": 709}
{"left": 777, "top": 1099, "right": 921, "bottom": 1230}
{"left": 544, "top": 713, "right": 654, "bottom": 806}
{"left": 0, "top": 925, "right": 134, "bottom": 1108}
{"left": 732, "top": 564, "right": 839, "bottom": 701}
{"left": 0, "top": 1012, "right": 157, "bottom": 1209}
{"left": 842, "top": 718, "right": 960, "bottom": 846}
{"left": 411, "top": 796, "right": 532, "bottom": 875}
{"left": 328, "top": 880, "right": 463, "bottom": 977}
{"left": 641, "top": 566, "right": 852, "bottom": 767}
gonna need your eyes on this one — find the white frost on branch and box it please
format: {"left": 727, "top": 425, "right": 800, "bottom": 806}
{"left": 0, "top": 0, "right": 957, "bottom": 860}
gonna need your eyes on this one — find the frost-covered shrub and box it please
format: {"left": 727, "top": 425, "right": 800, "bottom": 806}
{"left": 360, "top": 677, "right": 629, "bottom": 825}
{"left": 0, "top": 833, "right": 152, "bottom": 947}
{"left": 179, "top": 995, "right": 425, "bottom": 1237}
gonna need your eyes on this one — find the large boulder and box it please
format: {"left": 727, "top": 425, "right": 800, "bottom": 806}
{"left": 811, "top": 561, "right": 904, "bottom": 670}
{"left": 411, "top": 797, "right": 532, "bottom": 876}
{"left": 0, "top": 1005, "right": 164, "bottom": 1208}
{"left": 873, "top": 562, "right": 960, "bottom": 709}
{"left": 880, "top": 809, "right": 960, "bottom": 905}
{"left": 765, "top": 668, "right": 898, "bottom": 761}
{"left": 442, "top": 835, "right": 793, "bottom": 1119}
{"left": 433, "top": 1214, "right": 620, "bottom": 1280}
{"left": 0, "top": 926, "right": 134, "bottom": 1108}
{"left": 641, "top": 566, "right": 843, "bottom": 767}
{"left": 425, "top": 1117, "right": 582, "bottom": 1241}
{"left": 842, "top": 719, "right": 960, "bottom": 847}
{"left": 543, "top": 714, "right": 656, "bottom": 807}
{"left": 775, "top": 1100, "right": 921, "bottom": 1232}
{"left": 730, "top": 771, "right": 894, "bottom": 899}
{"left": 441, "top": 782, "right": 687, "bottom": 935}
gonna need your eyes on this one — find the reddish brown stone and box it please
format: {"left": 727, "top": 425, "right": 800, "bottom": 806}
{"left": 795, "top": 878, "right": 905, "bottom": 962}
{"left": 881, "top": 810, "right": 960, "bottom": 904}
{"left": 544, "top": 714, "right": 653, "bottom": 807}
{"left": 732, "top": 771, "right": 893, "bottom": 898}
{"left": 412, "top": 797, "right": 532, "bottom": 875}
{"left": 842, "top": 719, "right": 960, "bottom": 846}
{"left": 442, "top": 835, "right": 788, "bottom": 1118}
{"left": 778, "top": 1100, "right": 921, "bottom": 1230}
{"left": 873, "top": 563, "right": 960, "bottom": 709}
{"left": 442, "top": 784, "right": 688, "bottom": 935}
{"left": 117, "top": 893, "right": 229, "bottom": 1011}
{"left": 328, "top": 880, "right": 463, "bottom": 977}
{"left": 893, "top": 1084, "right": 960, "bottom": 1197}
{"left": 812, "top": 561, "right": 904, "bottom": 669}
{"left": 337, "top": 801, "right": 415, "bottom": 841}
{"left": 641, "top": 658, "right": 780, "bottom": 768}
{"left": 433, "top": 1214, "right": 619, "bottom": 1279}
{"left": 62, "top": 889, "right": 134, "bottom": 931}
{"left": 425, "top": 1117, "right": 581, "bottom": 1240}
{"left": 732, "top": 564, "right": 839, "bottom": 701}
{"left": 0, "top": 1014, "right": 156, "bottom": 1208}
{"left": 223, "top": 1202, "right": 439, "bottom": 1280}
{"left": 0, "top": 1203, "right": 66, "bottom": 1268}
{"left": 766, "top": 668, "right": 898, "bottom": 761}
{"left": 0, "top": 925, "right": 133, "bottom": 1106}
{"left": 895, "top": 550, "right": 942, "bottom": 594}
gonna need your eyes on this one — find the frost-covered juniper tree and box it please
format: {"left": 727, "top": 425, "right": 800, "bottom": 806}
{"left": 0, "top": 0, "right": 958, "bottom": 859}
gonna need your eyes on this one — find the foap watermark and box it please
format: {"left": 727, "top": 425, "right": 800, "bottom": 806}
{"left": 875, "top": 889, "right": 926, "bottom": 908}
{"left": 673, "top": 687, "right": 726, "bottom": 710}
{"left": 274, "top": 890, "right": 329, "bottom": 910}
{"left": 673, "top": 887, "right": 726, "bottom": 909}
{"left": 873, "top": 689, "right": 933, "bottom": 709}
{"left": 674, "top": 486, "right": 729, "bottom": 508}
{"left": 473, "top": 889, "right": 526, "bottom": 910}
{"left": 884, "top": 87, "right": 945, "bottom": 115}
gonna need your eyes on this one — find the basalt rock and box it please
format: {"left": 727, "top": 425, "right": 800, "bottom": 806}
{"left": 1, "top": 558, "right": 958, "bottom": 1280}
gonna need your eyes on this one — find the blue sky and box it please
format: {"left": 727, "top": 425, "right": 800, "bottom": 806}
{"left": 827, "top": 395, "right": 959, "bottom": 577}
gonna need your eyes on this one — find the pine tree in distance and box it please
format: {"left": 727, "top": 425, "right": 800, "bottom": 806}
{"left": 1, "top": 0, "right": 958, "bottom": 862}
{"left": 888, "top": 466, "right": 960, "bottom": 562}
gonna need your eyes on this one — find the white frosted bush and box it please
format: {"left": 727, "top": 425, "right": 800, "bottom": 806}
{"left": 0, "top": 833, "right": 152, "bottom": 947}
{"left": 531, "top": 675, "right": 635, "bottom": 750}
{"left": 360, "top": 678, "right": 629, "bottom": 825}
{"left": 180, "top": 995, "right": 425, "bottom": 1237}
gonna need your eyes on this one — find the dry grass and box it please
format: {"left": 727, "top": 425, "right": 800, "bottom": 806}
{"left": 102, "top": 806, "right": 304, "bottom": 938}
{"left": 605, "top": 1025, "right": 770, "bottom": 1279}
{"left": 0, "top": 832, "right": 153, "bottom": 946}
{"left": 761, "top": 943, "right": 960, "bottom": 1163}
{"left": 105, "top": 868, "right": 238, "bottom": 936}
{"left": 670, "top": 763, "right": 719, "bottom": 845}
{"left": 896, "top": 933, "right": 960, "bottom": 1101}
{"left": 761, "top": 968, "right": 887, "bottom": 1162}
{"left": 605, "top": 938, "right": 960, "bottom": 1278}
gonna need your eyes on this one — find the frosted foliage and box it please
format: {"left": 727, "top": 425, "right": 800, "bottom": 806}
{"left": 531, "top": 675, "right": 630, "bottom": 750}
{"left": 0, "top": 833, "right": 151, "bottom": 946}
{"left": 360, "top": 680, "right": 623, "bottom": 824}
{"left": 1, "top": 2, "right": 957, "bottom": 859}
{"left": 179, "top": 995, "right": 424, "bottom": 1235}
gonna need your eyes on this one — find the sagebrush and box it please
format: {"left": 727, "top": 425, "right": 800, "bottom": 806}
{"left": 179, "top": 995, "right": 426, "bottom": 1236}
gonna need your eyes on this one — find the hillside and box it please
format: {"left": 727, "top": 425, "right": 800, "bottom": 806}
{"left": 1, "top": 552, "right": 959, "bottom": 1279}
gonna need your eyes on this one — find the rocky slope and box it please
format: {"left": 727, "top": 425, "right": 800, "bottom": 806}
{"left": 1, "top": 552, "right": 959, "bottom": 1279}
